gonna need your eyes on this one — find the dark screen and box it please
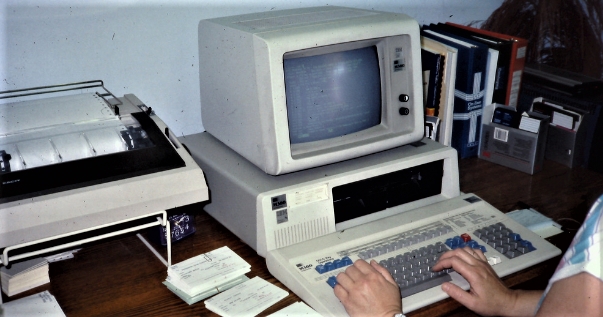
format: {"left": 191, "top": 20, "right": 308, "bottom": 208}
{"left": 284, "top": 46, "right": 382, "bottom": 144}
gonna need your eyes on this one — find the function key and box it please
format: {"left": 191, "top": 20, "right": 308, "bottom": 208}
{"left": 460, "top": 233, "right": 471, "bottom": 242}
{"left": 315, "top": 264, "right": 327, "bottom": 274}
{"left": 341, "top": 256, "right": 353, "bottom": 266}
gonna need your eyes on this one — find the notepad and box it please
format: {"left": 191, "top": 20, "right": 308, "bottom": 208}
{"left": 205, "top": 276, "right": 288, "bottom": 317}
{"left": 164, "top": 246, "right": 251, "bottom": 304}
{"left": 1, "top": 257, "right": 50, "bottom": 296}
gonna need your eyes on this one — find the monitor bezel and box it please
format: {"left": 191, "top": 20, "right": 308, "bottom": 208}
{"left": 278, "top": 34, "right": 419, "bottom": 161}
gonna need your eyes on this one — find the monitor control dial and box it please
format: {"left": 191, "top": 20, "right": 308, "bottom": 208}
{"left": 399, "top": 107, "right": 410, "bottom": 115}
{"left": 398, "top": 94, "right": 410, "bottom": 102}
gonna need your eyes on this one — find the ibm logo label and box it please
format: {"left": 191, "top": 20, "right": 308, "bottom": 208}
{"left": 271, "top": 194, "right": 287, "bottom": 210}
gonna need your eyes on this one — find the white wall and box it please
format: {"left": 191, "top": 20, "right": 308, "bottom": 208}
{"left": 1, "top": 0, "right": 503, "bottom": 136}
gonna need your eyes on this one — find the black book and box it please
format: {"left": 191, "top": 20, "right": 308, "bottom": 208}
{"left": 421, "top": 48, "right": 445, "bottom": 115}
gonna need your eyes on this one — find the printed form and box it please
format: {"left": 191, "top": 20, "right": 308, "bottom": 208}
{"left": 205, "top": 276, "right": 288, "bottom": 317}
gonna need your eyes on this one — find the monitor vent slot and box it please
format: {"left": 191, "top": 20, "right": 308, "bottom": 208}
{"left": 274, "top": 217, "right": 330, "bottom": 249}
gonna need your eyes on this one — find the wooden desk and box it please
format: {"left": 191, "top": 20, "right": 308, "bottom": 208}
{"left": 3, "top": 158, "right": 603, "bottom": 316}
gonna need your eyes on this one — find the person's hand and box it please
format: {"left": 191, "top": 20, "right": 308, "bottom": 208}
{"left": 432, "top": 247, "right": 517, "bottom": 316}
{"left": 334, "top": 259, "right": 402, "bottom": 317}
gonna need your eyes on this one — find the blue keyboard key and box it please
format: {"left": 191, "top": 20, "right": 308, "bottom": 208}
{"left": 324, "top": 262, "right": 334, "bottom": 271}
{"left": 342, "top": 256, "right": 353, "bottom": 266}
{"left": 327, "top": 276, "right": 338, "bottom": 288}
{"left": 315, "top": 264, "right": 327, "bottom": 274}
{"left": 520, "top": 240, "right": 536, "bottom": 251}
{"left": 445, "top": 238, "right": 457, "bottom": 248}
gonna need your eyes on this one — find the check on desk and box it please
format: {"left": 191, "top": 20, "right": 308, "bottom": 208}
{"left": 205, "top": 276, "right": 288, "bottom": 317}
{"left": 165, "top": 246, "right": 251, "bottom": 302}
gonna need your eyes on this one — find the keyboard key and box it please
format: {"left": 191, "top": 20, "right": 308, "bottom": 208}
{"left": 509, "top": 233, "right": 522, "bottom": 241}
{"left": 505, "top": 250, "right": 518, "bottom": 258}
{"left": 473, "top": 229, "right": 484, "bottom": 239}
{"left": 315, "top": 264, "right": 326, "bottom": 274}
{"left": 460, "top": 233, "right": 471, "bottom": 242}
{"left": 342, "top": 256, "right": 353, "bottom": 266}
{"left": 326, "top": 276, "right": 338, "bottom": 288}
{"left": 487, "top": 256, "right": 501, "bottom": 265}
{"left": 325, "top": 262, "right": 334, "bottom": 271}
{"left": 400, "top": 273, "right": 452, "bottom": 298}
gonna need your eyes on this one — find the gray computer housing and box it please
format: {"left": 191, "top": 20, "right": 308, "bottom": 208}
{"left": 182, "top": 133, "right": 459, "bottom": 257}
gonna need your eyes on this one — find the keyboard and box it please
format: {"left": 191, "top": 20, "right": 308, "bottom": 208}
{"left": 266, "top": 193, "right": 562, "bottom": 316}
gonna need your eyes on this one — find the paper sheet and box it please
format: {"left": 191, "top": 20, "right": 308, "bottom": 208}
{"left": 0, "top": 291, "right": 66, "bottom": 316}
{"left": 205, "top": 276, "right": 288, "bottom": 317}
{"left": 267, "top": 301, "right": 322, "bottom": 317}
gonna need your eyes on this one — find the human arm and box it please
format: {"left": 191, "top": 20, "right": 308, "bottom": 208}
{"left": 432, "top": 247, "right": 542, "bottom": 317}
{"left": 536, "top": 272, "right": 603, "bottom": 316}
{"left": 333, "top": 259, "right": 402, "bottom": 317}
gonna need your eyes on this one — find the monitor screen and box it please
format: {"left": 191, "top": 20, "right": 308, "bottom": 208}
{"left": 284, "top": 46, "right": 382, "bottom": 144}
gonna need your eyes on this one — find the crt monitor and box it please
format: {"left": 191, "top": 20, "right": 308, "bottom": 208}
{"left": 198, "top": 6, "right": 424, "bottom": 175}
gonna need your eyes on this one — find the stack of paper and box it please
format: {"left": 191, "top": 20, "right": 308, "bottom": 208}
{"left": 0, "top": 291, "right": 66, "bottom": 316}
{"left": 507, "top": 208, "right": 563, "bottom": 238}
{"left": 1, "top": 258, "right": 50, "bottom": 297}
{"left": 164, "top": 246, "right": 251, "bottom": 305}
{"left": 205, "top": 276, "right": 288, "bottom": 317}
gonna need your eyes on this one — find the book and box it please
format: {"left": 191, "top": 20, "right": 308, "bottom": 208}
{"left": 420, "top": 36, "right": 458, "bottom": 147}
{"left": 424, "top": 25, "right": 500, "bottom": 108}
{"left": 429, "top": 23, "right": 513, "bottom": 105}
{"left": 421, "top": 28, "right": 489, "bottom": 158}
{"left": 421, "top": 48, "right": 445, "bottom": 113}
{"left": 1, "top": 257, "right": 50, "bottom": 297}
{"left": 484, "top": 48, "right": 499, "bottom": 107}
{"left": 445, "top": 22, "right": 528, "bottom": 108}
{"left": 425, "top": 115, "right": 440, "bottom": 141}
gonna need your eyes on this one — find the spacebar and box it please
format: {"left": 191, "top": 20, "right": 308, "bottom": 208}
{"left": 400, "top": 274, "right": 452, "bottom": 298}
